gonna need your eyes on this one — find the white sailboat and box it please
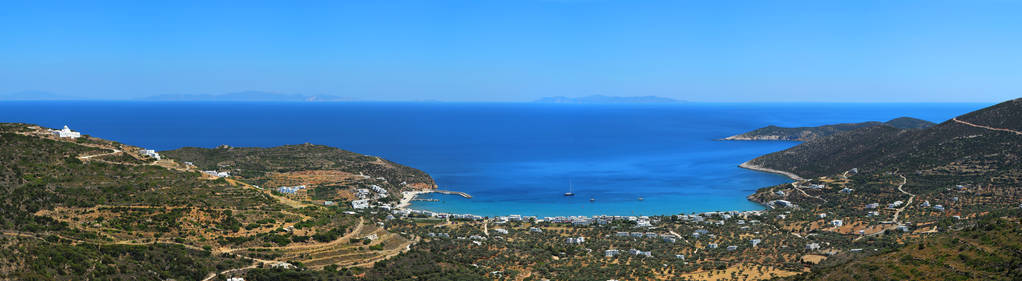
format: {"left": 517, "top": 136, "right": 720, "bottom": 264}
{"left": 564, "top": 179, "right": 575, "bottom": 196}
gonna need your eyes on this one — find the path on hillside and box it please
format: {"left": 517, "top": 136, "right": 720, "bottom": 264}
{"left": 952, "top": 117, "right": 1022, "bottom": 135}
{"left": 78, "top": 148, "right": 122, "bottom": 160}
{"left": 792, "top": 182, "right": 826, "bottom": 203}
{"left": 854, "top": 174, "right": 912, "bottom": 241}
{"left": 892, "top": 174, "right": 912, "bottom": 224}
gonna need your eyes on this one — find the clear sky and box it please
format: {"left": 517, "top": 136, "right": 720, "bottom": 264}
{"left": 1, "top": 0, "right": 1019, "bottom": 102}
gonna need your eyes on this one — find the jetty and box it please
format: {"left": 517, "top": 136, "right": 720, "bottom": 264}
{"left": 434, "top": 189, "right": 472, "bottom": 199}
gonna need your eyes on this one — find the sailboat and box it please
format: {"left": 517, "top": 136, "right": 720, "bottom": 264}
{"left": 564, "top": 179, "right": 575, "bottom": 196}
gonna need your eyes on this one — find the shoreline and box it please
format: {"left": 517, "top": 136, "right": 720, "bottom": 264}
{"left": 739, "top": 161, "right": 803, "bottom": 181}
{"left": 392, "top": 163, "right": 797, "bottom": 220}
{"left": 397, "top": 190, "right": 434, "bottom": 209}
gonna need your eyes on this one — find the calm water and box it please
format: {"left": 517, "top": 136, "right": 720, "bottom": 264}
{"left": 0, "top": 101, "right": 989, "bottom": 217}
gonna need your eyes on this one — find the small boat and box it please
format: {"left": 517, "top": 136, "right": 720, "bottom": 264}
{"left": 589, "top": 197, "right": 595, "bottom": 202}
{"left": 637, "top": 197, "right": 644, "bottom": 201}
{"left": 564, "top": 179, "right": 575, "bottom": 196}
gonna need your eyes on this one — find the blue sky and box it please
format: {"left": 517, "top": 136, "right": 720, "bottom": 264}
{"left": 1, "top": 0, "right": 1019, "bottom": 102}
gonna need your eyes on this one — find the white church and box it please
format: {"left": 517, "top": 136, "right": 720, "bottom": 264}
{"left": 51, "top": 125, "right": 81, "bottom": 139}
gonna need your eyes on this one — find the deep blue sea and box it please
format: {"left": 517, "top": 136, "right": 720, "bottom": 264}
{"left": 0, "top": 101, "right": 989, "bottom": 217}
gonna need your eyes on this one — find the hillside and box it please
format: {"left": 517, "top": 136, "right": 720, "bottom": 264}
{"left": 161, "top": 144, "right": 436, "bottom": 199}
{"left": 0, "top": 123, "right": 452, "bottom": 280}
{"left": 745, "top": 99, "right": 1022, "bottom": 179}
{"left": 740, "top": 98, "right": 1022, "bottom": 280}
{"left": 723, "top": 117, "right": 934, "bottom": 141}
{"left": 789, "top": 210, "right": 1022, "bottom": 281}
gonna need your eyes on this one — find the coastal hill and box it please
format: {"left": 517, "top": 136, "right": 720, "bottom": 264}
{"left": 161, "top": 144, "right": 436, "bottom": 200}
{"left": 744, "top": 98, "right": 1022, "bottom": 179}
{"left": 723, "top": 117, "right": 934, "bottom": 141}
{"left": 534, "top": 95, "right": 681, "bottom": 104}
{"left": 743, "top": 98, "right": 1022, "bottom": 280}
{"left": 0, "top": 123, "right": 434, "bottom": 279}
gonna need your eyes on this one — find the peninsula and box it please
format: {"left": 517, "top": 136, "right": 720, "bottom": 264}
{"left": 722, "top": 117, "right": 934, "bottom": 141}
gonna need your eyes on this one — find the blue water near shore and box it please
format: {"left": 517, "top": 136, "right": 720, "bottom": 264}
{"left": 0, "top": 101, "right": 988, "bottom": 217}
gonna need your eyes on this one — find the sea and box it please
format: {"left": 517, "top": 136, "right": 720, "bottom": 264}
{"left": 0, "top": 101, "right": 989, "bottom": 217}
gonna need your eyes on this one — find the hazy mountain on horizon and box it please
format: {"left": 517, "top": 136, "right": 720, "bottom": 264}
{"left": 534, "top": 95, "right": 681, "bottom": 104}
{"left": 0, "top": 90, "right": 79, "bottom": 100}
{"left": 140, "top": 91, "right": 353, "bottom": 102}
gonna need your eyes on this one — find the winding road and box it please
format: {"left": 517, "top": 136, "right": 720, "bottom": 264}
{"left": 892, "top": 174, "right": 912, "bottom": 224}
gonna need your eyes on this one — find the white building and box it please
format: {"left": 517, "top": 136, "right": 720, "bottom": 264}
{"left": 352, "top": 199, "right": 370, "bottom": 209}
{"left": 227, "top": 278, "right": 245, "bottom": 281}
{"left": 566, "top": 237, "right": 585, "bottom": 244}
{"left": 51, "top": 125, "right": 81, "bottom": 139}
{"left": 831, "top": 220, "right": 843, "bottom": 227}
{"left": 605, "top": 249, "right": 619, "bottom": 257}
{"left": 201, "top": 170, "right": 230, "bottom": 178}
{"left": 493, "top": 228, "right": 509, "bottom": 235}
{"left": 751, "top": 239, "right": 761, "bottom": 247}
{"left": 139, "top": 149, "right": 161, "bottom": 160}
{"left": 806, "top": 243, "right": 821, "bottom": 250}
{"left": 270, "top": 262, "right": 295, "bottom": 269}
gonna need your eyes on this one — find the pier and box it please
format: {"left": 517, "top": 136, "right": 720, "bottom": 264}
{"left": 434, "top": 189, "right": 472, "bottom": 199}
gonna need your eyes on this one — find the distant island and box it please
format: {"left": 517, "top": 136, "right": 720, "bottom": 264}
{"left": 534, "top": 95, "right": 681, "bottom": 104}
{"left": 141, "top": 91, "right": 352, "bottom": 102}
{"left": 0, "top": 91, "right": 78, "bottom": 101}
{"left": 722, "top": 117, "right": 935, "bottom": 141}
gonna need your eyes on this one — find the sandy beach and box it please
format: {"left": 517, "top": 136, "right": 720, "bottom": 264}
{"left": 397, "top": 190, "right": 434, "bottom": 209}
{"left": 739, "top": 161, "right": 804, "bottom": 181}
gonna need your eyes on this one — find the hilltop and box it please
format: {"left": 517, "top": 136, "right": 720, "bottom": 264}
{"left": 723, "top": 117, "right": 934, "bottom": 141}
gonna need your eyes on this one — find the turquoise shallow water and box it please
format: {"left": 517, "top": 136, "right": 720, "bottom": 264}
{"left": 0, "top": 101, "right": 989, "bottom": 217}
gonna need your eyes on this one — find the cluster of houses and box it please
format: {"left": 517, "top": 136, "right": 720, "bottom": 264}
{"left": 355, "top": 185, "right": 390, "bottom": 200}
{"left": 604, "top": 249, "right": 653, "bottom": 258}
{"left": 201, "top": 170, "right": 230, "bottom": 178}
{"left": 614, "top": 231, "right": 679, "bottom": 243}
{"left": 920, "top": 200, "right": 945, "bottom": 211}
{"left": 276, "top": 185, "right": 307, "bottom": 194}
